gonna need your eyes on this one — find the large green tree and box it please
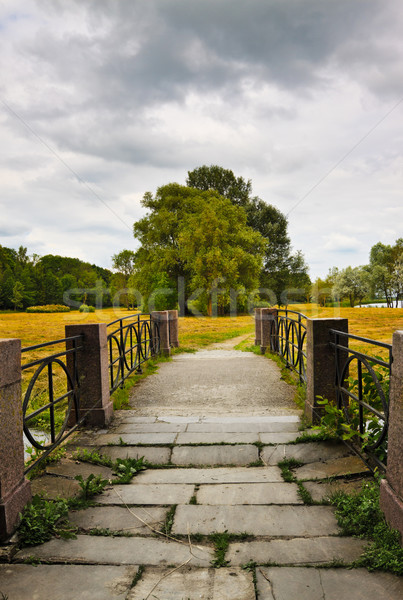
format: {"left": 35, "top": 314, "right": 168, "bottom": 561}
{"left": 131, "top": 183, "right": 265, "bottom": 314}
{"left": 187, "top": 165, "right": 310, "bottom": 304}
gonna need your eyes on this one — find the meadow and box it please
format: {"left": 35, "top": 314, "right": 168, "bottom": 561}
{"left": 2, "top": 305, "right": 401, "bottom": 439}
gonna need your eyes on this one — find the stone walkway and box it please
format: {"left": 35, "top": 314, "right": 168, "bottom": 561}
{"left": 1, "top": 342, "right": 402, "bottom": 599}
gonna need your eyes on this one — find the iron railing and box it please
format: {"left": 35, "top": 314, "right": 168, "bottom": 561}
{"left": 107, "top": 314, "right": 160, "bottom": 394}
{"left": 269, "top": 309, "right": 307, "bottom": 383}
{"left": 329, "top": 329, "right": 392, "bottom": 470}
{"left": 22, "top": 335, "right": 83, "bottom": 474}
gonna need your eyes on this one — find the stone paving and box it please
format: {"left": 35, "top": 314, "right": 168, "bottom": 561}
{"left": 1, "top": 343, "right": 402, "bottom": 599}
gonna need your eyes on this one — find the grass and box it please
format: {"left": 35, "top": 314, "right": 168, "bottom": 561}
{"left": 210, "top": 531, "right": 231, "bottom": 567}
{"left": 278, "top": 458, "right": 304, "bottom": 482}
{"left": 330, "top": 478, "right": 403, "bottom": 575}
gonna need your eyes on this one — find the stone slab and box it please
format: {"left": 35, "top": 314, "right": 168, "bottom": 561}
{"left": 0, "top": 564, "right": 138, "bottom": 600}
{"left": 113, "top": 423, "right": 186, "bottom": 433}
{"left": 186, "top": 422, "right": 299, "bottom": 433}
{"left": 197, "top": 482, "right": 302, "bottom": 505}
{"left": 98, "top": 445, "right": 171, "bottom": 464}
{"left": 16, "top": 534, "right": 213, "bottom": 567}
{"left": 68, "top": 506, "right": 167, "bottom": 535}
{"left": 259, "top": 432, "right": 307, "bottom": 444}
{"left": 30, "top": 475, "right": 81, "bottom": 500}
{"left": 46, "top": 459, "right": 114, "bottom": 480}
{"left": 176, "top": 432, "right": 259, "bottom": 444}
{"left": 157, "top": 416, "right": 200, "bottom": 423}
{"left": 95, "top": 433, "right": 177, "bottom": 445}
{"left": 261, "top": 441, "right": 351, "bottom": 466}
{"left": 201, "top": 416, "right": 300, "bottom": 423}
{"left": 127, "top": 566, "right": 255, "bottom": 600}
{"left": 256, "top": 567, "right": 403, "bottom": 600}
{"left": 136, "top": 467, "right": 283, "bottom": 484}
{"left": 171, "top": 445, "right": 259, "bottom": 466}
{"left": 172, "top": 505, "right": 339, "bottom": 536}
{"left": 296, "top": 456, "right": 370, "bottom": 480}
{"left": 97, "top": 483, "right": 195, "bottom": 505}
{"left": 303, "top": 478, "right": 367, "bottom": 502}
{"left": 117, "top": 416, "right": 157, "bottom": 423}
{"left": 227, "top": 536, "right": 366, "bottom": 566}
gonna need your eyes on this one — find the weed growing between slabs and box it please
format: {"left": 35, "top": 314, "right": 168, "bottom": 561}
{"left": 330, "top": 479, "right": 403, "bottom": 575}
{"left": 18, "top": 455, "right": 148, "bottom": 547}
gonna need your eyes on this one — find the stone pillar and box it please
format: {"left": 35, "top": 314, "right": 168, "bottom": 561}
{"left": 305, "top": 318, "right": 349, "bottom": 424}
{"left": 260, "top": 308, "right": 278, "bottom": 354}
{"left": 0, "top": 339, "right": 32, "bottom": 542}
{"left": 380, "top": 330, "right": 403, "bottom": 540}
{"left": 168, "top": 309, "right": 179, "bottom": 348}
{"left": 151, "top": 311, "right": 170, "bottom": 356}
{"left": 254, "top": 308, "right": 262, "bottom": 346}
{"left": 65, "top": 324, "right": 113, "bottom": 428}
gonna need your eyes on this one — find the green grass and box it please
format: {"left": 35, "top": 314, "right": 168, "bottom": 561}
{"left": 210, "top": 531, "right": 231, "bottom": 567}
{"left": 161, "top": 505, "right": 177, "bottom": 536}
{"left": 278, "top": 458, "right": 304, "bottom": 482}
{"left": 330, "top": 479, "right": 403, "bottom": 575}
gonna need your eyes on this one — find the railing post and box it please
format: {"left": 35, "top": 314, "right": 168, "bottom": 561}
{"left": 260, "top": 308, "right": 278, "bottom": 354}
{"left": 0, "top": 339, "right": 31, "bottom": 542}
{"left": 254, "top": 308, "right": 262, "bottom": 346}
{"left": 380, "top": 330, "right": 403, "bottom": 541}
{"left": 151, "top": 311, "right": 170, "bottom": 356}
{"left": 168, "top": 309, "right": 179, "bottom": 348}
{"left": 65, "top": 324, "right": 113, "bottom": 427}
{"left": 305, "top": 318, "right": 349, "bottom": 424}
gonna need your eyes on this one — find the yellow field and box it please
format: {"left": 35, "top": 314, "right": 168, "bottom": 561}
{"left": 289, "top": 304, "right": 403, "bottom": 346}
{"left": 1, "top": 305, "right": 402, "bottom": 350}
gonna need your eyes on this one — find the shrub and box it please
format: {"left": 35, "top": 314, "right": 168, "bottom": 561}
{"left": 26, "top": 305, "right": 70, "bottom": 313}
{"left": 79, "top": 304, "right": 95, "bottom": 313}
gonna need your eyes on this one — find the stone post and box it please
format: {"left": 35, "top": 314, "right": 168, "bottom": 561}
{"left": 260, "top": 308, "right": 278, "bottom": 354}
{"left": 168, "top": 309, "right": 179, "bottom": 348}
{"left": 65, "top": 324, "right": 113, "bottom": 428}
{"left": 151, "top": 311, "right": 170, "bottom": 356}
{"left": 0, "top": 339, "right": 32, "bottom": 542}
{"left": 305, "top": 318, "right": 349, "bottom": 424}
{"left": 380, "top": 330, "right": 403, "bottom": 540}
{"left": 254, "top": 308, "right": 262, "bottom": 346}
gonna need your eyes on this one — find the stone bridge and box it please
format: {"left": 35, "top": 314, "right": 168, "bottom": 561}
{"left": 0, "top": 315, "right": 402, "bottom": 599}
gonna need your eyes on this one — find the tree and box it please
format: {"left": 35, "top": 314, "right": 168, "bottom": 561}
{"left": 186, "top": 165, "right": 251, "bottom": 207}
{"left": 333, "top": 266, "right": 370, "bottom": 307}
{"left": 112, "top": 250, "right": 136, "bottom": 278}
{"left": 368, "top": 239, "right": 403, "bottom": 307}
{"left": 311, "top": 268, "right": 339, "bottom": 306}
{"left": 187, "top": 165, "right": 310, "bottom": 305}
{"left": 131, "top": 183, "right": 266, "bottom": 314}
{"left": 11, "top": 281, "right": 24, "bottom": 311}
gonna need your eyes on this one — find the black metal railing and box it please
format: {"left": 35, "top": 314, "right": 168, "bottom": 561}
{"left": 269, "top": 310, "right": 307, "bottom": 383}
{"left": 107, "top": 314, "right": 160, "bottom": 394}
{"left": 22, "top": 335, "right": 83, "bottom": 474}
{"left": 329, "top": 329, "right": 392, "bottom": 470}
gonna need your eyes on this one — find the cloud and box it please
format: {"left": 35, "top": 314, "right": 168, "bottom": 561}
{"left": 1, "top": 0, "right": 402, "bottom": 278}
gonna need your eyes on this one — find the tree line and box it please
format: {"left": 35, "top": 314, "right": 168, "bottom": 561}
{"left": 0, "top": 247, "right": 113, "bottom": 310}
{"left": 312, "top": 238, "right": 403, "bottom": 307}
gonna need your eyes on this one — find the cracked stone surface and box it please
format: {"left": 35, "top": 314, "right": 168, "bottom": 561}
{"left": 15, "top": 535, "right": 213, "bottom": 567}
{"left": 0, "top": 564, "right": 138, "bottom": 600}
{"left": 127, "top": 566, "right": 255, "bottom": 600}
{"left": 172, "top": 505, "right": 339, "bottom": 536}
{"left": 256, "top": 567, "right": 403, "bottom": 600}
{"left": 68, "top": 506, "right": 167, "bottom": 534}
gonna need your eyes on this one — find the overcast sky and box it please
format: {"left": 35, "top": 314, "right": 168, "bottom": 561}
{"left": 1, "top": 0, "right": 402, "bottom": 279}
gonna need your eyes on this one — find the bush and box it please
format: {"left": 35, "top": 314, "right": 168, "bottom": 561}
{"left": 26, "top": 305, "right": 70, "bottom": 313}
{"left": 79, "top": 304, "right": 95, "bottom": 313}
